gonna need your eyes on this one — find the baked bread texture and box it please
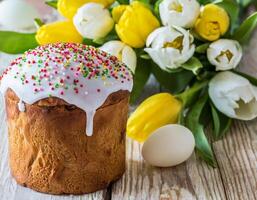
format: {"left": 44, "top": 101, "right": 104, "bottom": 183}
{"left": 0, "top": 43, "right": 133, "bottom": 194}
{"left": 5, "top": 89, "right": 129, "bottom": 194}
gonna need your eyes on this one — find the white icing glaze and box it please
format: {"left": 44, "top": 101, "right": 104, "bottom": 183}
{"left": 0, "top": 43, "right": 133, "bottom": 136}
{"left": 18, "top": 99, "right": 25, "bottom": 112}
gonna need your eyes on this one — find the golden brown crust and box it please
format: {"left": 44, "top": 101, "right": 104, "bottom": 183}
{"left": 5, "top": 89, "right": 129, "bottom": 194}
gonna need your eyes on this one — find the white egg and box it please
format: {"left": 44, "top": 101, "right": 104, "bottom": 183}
{"left": 142, "top": 124, "right": 195, "bottom": 167}
{"left": 0, "top": 0, "right": 39, "bottom": 30}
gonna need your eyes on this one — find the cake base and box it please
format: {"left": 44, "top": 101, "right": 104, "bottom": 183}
{"left": 5, "top": 90, "right": 129, "bottom": 194}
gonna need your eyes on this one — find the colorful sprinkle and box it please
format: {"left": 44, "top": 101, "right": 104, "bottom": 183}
{"left": 0, "top": 43, "right": 133, "bottom": 97}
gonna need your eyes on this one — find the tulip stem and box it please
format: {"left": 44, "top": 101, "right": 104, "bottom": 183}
{"left": 176, "top": 80, "right": 209, "bottom": 125}
{"left": 176, "top": 80, "right": 209, "bottom": 108}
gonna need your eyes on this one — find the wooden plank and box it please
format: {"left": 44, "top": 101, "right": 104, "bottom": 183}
{"left": 111, "top": 76, "right": 227, "bottom": 200}
{"left": 213, "top": 27, "right": 257, "bottom": 200}
{"left": 111, "top": 138, "right": 227, "bottom": 200}
{"left": 240, "top": 30, "right": 257, "bottom": 77}
{"left": 213, "top": 121, "right": 257, "bottom": 200}
{"left": 0, "top": 97, "right": 109, "bottom": 200}
{"left": 193, "top": 153, "right": 227, "bottom": 200}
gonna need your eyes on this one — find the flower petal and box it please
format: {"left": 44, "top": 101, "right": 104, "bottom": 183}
{"left": 122, "top": 46, "right": 137, "bottom": 73}
{"left": 159, "top": 0, "right": 200, "bottom": 28}
{"left": 207, "top": 39, "right": 242, "bottom": 71}
{"left": 209, "top": 71, "right": 257, "bottom": 120}
{"left": 73, "top": 3, "right": 114, "bottom": 39}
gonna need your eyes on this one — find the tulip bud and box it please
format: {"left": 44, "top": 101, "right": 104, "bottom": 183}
{"left": 194, "top": 4, "right": 230, "bottom": 41}
{"left": 207, "top": 39, "right": 242, "bottom": 71}
{"left": 73, "top": 3, "right": 114, "bottom": 40}
{"left": 57, "top": 0, "right": 115, "bottom": 20}
{"left": 144, "top": 26, "right": 195, "bottom": 70}
{"left": 100, "top": 41, "right": 137, "bottom": 73}
{"left": 127, "top": 93, "right": 182, "bottom": 142}
{"left": 0, "top": 0, "right": 39, "bottom": 30}
{"left": 159, "top": 0, "right": 200, "bottom": 28}
{"left": 36, "top": 21, "right": 83, "bottom": 45}
{"left": 209, "top": 71, "right": 257, "bottom": 120}
{"left": 112, "top": 1, "right": 160, "bottom": 48}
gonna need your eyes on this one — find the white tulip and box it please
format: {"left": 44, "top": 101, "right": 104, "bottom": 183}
{"left": 209, "top": 71, "right": 257, "bottom": 120}
{"left": 159, "top": 0, "right": 200, "bottom": 28}
{"left": 73, "top": 3, "right": 114, "bottom": 40}
{"left": 207, "top": 39, "right": 242, "bottom": 71}
{"left": 100, "top": 41, "right": 137, "bottom": 73}
{"left": 144, "top": 26, "right": 195, "bottom": 71}
{"left": 0, "top": 0, "right": 39, "bottom": 30}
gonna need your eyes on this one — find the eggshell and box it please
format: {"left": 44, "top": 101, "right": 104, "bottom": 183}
{"left": 0, "top": 0, "right": 39, "bottom": 30}
{"left": 142, "top": 124, "right": 195, "bottom": 167}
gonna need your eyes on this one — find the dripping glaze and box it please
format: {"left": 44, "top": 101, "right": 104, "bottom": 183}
{"left": 0, "top": 43, "right": 133, "bottom": 136}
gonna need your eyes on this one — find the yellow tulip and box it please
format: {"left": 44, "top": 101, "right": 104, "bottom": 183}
{"left": 36, "top": 21, "right": 83, "bottom": 45}
{"left": 194, "top": 4, "right": 229, "bottom": 41}
{"left": 112, "top": 5, "right": 127, "bottom": 23}
{"left": 57, "top": 0, "right": 115, "bottom": 19}
{"left": 112, "top": 1, "right": 160, "bottom": 48}
{"left": 127, "top": 93, "right": 182, "bottom": 142}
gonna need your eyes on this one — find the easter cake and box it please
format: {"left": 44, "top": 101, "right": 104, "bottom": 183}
{"left": 0, "top": 43, "right": 133, "bottom": 194}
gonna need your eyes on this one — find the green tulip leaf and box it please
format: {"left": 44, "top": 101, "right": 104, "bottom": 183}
{"left": 181, "top": 57, "right": 203, "bottom": 75}
{"left": 83, "top": 38, "right": 101, "bottom": 47}
{"left": 136, "top": 0, "right": 151, "bottom": 5}
{"left": 186, "top": 92, "right": 216, "bottom": 167}
{"left": 199, "top": 100, "right": 212, "bottom": 127}
{"left": 130, "top": 58, "right": 151, "bottom": 104}
{"left": 116, "top": 0, "right": 130, "bottom": 4}
{"left": 197, "top": 0, "right": 212, "bottom": 5}
{"left": 166, "top": 67, "right": 184, "bottom": 73}
{"left": 34, "top": 18, "right": 45, "bottom": 29}
{"left": 233, "top": 12, "right": 257, "bottom": 44}
{"left": 151, "top": 64, "right": 195, "bottom": 94}
{"left": 154, "top": 0, "right": 163, "bottom": 17}
{"left": 237, "top": 0, "right": 253, "bottom": 7}
{"left": 210, "top": 103, "right": 232, "bottom": 140}
{"left": 140, "top": 54, "right": 151, "bottom": 60}
{"left": 45, "top": 0, "right": 58, "bottom": 9}
{"left": 195, "top": 43, "right": 210, "bottom": 54}
{"left": 177, "top": 80, "right": 209, "bottom": 125}
{"left": 0, "top": 31, "right": 38, "bottom": 54}
{"left": 177, "top": 80, "right": 209, "bottom": 108}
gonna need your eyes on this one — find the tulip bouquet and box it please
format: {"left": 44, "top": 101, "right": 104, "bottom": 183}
{"left": 0, "top": 0, "right": 257, "bottom": 166}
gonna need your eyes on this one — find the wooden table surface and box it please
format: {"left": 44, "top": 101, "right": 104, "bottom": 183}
{"left": 0, "top": 15, "right": 257, "bottom": 200}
